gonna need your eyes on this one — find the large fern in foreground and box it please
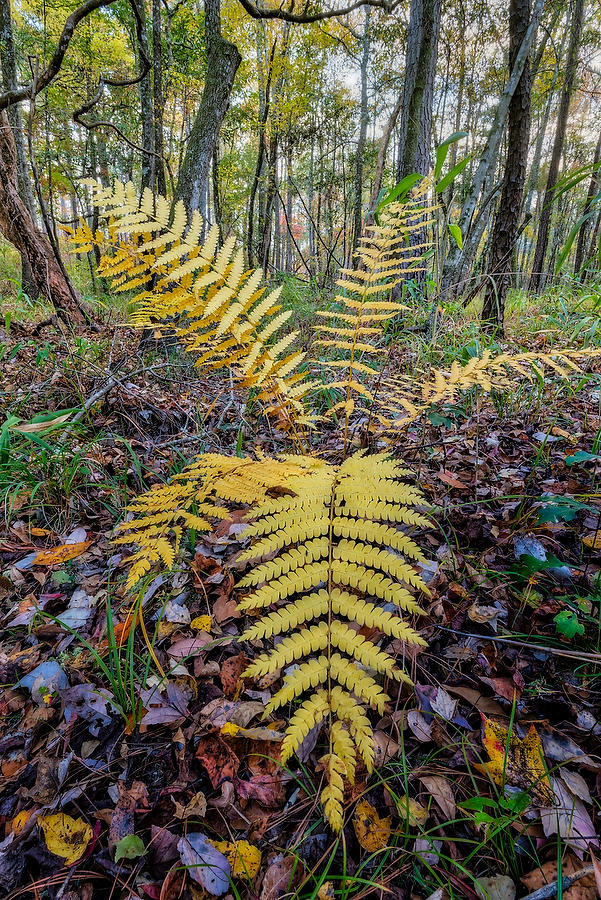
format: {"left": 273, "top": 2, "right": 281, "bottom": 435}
{"left": 69, "top": 182, "right": 316, "bottom": 449}
{"left": 114, "top": 454, "right": 325, "bottom": 589}
{"left": 237, "top": 452, "right": 429, "bottom": 830}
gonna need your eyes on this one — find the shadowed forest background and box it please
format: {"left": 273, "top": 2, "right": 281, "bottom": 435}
{"left": 2, "top": 0, "right": 601, "bottom": 896}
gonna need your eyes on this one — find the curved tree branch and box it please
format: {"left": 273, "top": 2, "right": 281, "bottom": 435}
{"left": 234, "top": 0, "right": 397, "bottom": 23}
{"left": 0, "top": 0, "right": 119, "bottom": 111}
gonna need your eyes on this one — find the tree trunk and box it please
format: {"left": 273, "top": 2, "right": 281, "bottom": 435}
{"left": 0, "top": 110, "right": 86, "bottom": 324}
{"left": 133, "top": 0, "right": 155, "bottom": 191}
{"left": 152, "top": 0, "right": 166, "bottom": 195}
{"left": 440, "top": 0, "right": 544, "bottom": 299}
{"left": 175, "top": 0, "right": 241, "bottom": 217}
{"left": 352, "top": 6, "right": 370, "bottom": 253}
{"left": 0, "top": 0, "right": 40, "bottom": 299}
{"left": 396, "top": 0, "right": 435, "bottom": 179}
{"left": 482, "top": 0, "right": 532, "bottom": 333}
{"left": 573, "top": 129, "right": 601, "bottom": 274}
{"left": 415, "top": 0, "right": 441, "bottom": 175}
{"left": 529, "top": 0, "right": 585, "bottom": 293}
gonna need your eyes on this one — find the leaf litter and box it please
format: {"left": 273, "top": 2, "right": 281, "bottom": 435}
{"left": 0, "top": 328, "right": 601, "bottom": 897}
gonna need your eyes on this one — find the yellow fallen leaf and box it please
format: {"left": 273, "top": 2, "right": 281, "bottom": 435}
{"left": 211, "top": 840, "right": 261, "bottom": 880}
{"left": 39, "top": 813, "right": 93, "bottom": 865}
{"left": 317, "top": 882, "right": 335, "bottom": 900}
{"left": 477, "top": 717, "right": 553, "bottom": 804}
{"left": 30, "top": 527, "right": 51, "bottom": 537}
{"left": 34, "top": 541, "right": 91, "bottom": 566}
{"left": 398, "top": 795, "right": 429, "bottom": 827}
{"left": 191, "top": 615, "right": 212, "bottom": 632}
{"left": 583, "top": 531, "right": 601, "bottom": 550}
{"left": 220, "top": 722, "right": 242, "bottom": 737}
{"left": 353, "top": 799, "right": 392, "bottom": 852}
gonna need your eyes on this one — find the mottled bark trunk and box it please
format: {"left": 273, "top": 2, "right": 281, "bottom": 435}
{"left": 482, "top": 0, "right": 532, "bottom": 332}
{"left": 529, "top": 0, "right": 585, "bottom": 293}
{"left": 397, "top": 0, "right": 435, "bottom": 179}
{"left": 441, "top": 0, "right": 544, "bottom": 298}
{"left": 0, "top": 0, "right": 40, "bottom": 299}
{"left": 133, "top": 0, "right": 155, "bottom": 191}
{"left": 0, "top": 110, "right": 86, "bottom": 324}
{"left": 175, "top": 0, "right": 241, "bottom": 217}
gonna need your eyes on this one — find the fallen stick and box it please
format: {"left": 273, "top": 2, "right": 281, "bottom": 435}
{"left": 520, "top": 865, "right": 593, "bottom": 900}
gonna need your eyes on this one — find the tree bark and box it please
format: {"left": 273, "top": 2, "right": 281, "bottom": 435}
{"left": 573, "top": 129, "right": 601, "bottom": 274}
{"left": 0, "top": 0, "right": 40, "bottom": 299}
{"left": 396, "top": 0, "right": 435, "bottom": 179}
{"left": 175, "top": 0, "right": 241, "bottom": 217}
{"left": 0, "top": 110, "right": 86, "bottom": 324}
{"left": 440, "top": 0, "right": 544, "bottom": 298}
{"left": 152, "top": 0, "right": 167, "bottom": 195}
{"left": 529, "top": 0, "right": 585, "bottom": 293}
{"left": 132, "top": 0, "right": 155, "bottom": 191}
{"left": 352, "top": 6, "right": 370, "bottom": 253}
{"left": 481, "top": 0, "right": 532, "bottom": 333}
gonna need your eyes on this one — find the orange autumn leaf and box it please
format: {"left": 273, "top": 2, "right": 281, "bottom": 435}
{"left": 33, "top": 541, "right": 91, "bottom": 566}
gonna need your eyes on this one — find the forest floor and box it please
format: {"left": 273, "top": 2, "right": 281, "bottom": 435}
{"left": 1, "top": 266, "right": 601, "bottom": 900}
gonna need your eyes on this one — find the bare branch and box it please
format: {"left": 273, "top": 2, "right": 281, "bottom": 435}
{"left": 0, "top": 0, "right": 119, "bottom": 111}
{"left": 234, "top": 0, "right": 397, "bottom": 24}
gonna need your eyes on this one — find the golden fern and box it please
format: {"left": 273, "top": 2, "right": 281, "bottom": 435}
{"left": 114, "top": 453, "right": 325, "bottom": 590}
{"left": 318, "top": 178, "right": 437, "bottom": 453}
{"left": 237, "top": 451, "right": 429, "bottom": 831}
{"left": 376, "top": 347, "right": 601, "bottom": 428}
{"left": 70, "top": 182, "right": 316, "bottom": 448}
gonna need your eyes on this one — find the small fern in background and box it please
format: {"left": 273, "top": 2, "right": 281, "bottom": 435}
{"left": 318, "top": 178, "right": 437, "bottom": 453}
{"left": 377, "top": 347, "right": 601, "bottom": 428}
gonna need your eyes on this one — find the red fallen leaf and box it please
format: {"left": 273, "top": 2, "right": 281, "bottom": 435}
{"left": 220, "top": 653, "right": 249, "bottom": 699}
{"left": 195, "top": 732, "right": 240, "bottom": 789}
{"left": 237, "top": 774, "right": 285, "bottom": 808}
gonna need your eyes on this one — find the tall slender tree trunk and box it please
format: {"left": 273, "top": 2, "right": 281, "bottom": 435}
{"left": 573, "top": 129, "right": 601, "bottom": 274}
{"left": 175, "top": 0, "right": 241, "bottom": 217}
{"left": 352, "top": 6, "right": 370, "bottom": 253}
{"left": 132, "top": 0, "right": 155, "bottom": 191}
{"left": 152, "top": 0, "right": 166, "bottom": 195}
{"left": 440, "top": 0, "right": 544, "bottom": 299}
{"left": 529, "top": 0, "right": 585, "bottom": 293}
{"left": 0, "top": 110, "right": 86, "bottom": 324}
{"left": 396, "top": 0, "right": 436, "bottom": 179}
{"left": 481, "top": 0, "right": 533, "bottom": 332}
